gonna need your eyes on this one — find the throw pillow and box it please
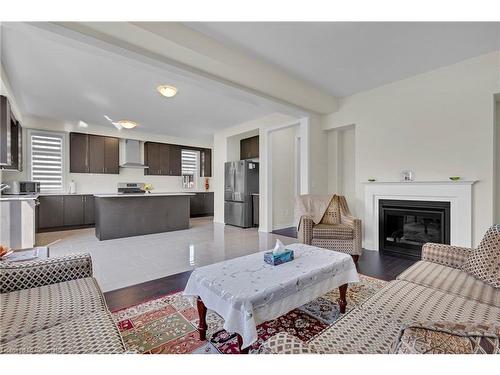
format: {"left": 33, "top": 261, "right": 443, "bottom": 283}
{"left": 462, "top": 225, "right": 500, "bottom": 288}
{"left": 390, "top": 322, "right": 500, "bottom": 354}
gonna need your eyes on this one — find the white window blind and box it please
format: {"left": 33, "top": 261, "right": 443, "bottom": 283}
{"left": 30, "top": 132, "right": 64, "bottom": 193}
{"left": 181, "top": 149, "right": 198, "bottom": 176}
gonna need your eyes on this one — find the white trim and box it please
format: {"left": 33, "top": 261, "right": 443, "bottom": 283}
{"left": 264, "top": 118, "right": 306, "bottom": 233}
{"left": 272, "top": 223, "right": 295, "bottom": 231}
{"left": 364, "top": 181, "right": 477, "bottom": 250}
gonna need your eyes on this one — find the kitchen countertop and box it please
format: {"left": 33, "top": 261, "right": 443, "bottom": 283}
{"left": 0, "top": 194, "right": 39, "bottom": 202}
{"left": 39, "top": 191, "right": 213, "bottom": 196}
{"left": 94, "top": 192, "right": 196, "bottom": 198}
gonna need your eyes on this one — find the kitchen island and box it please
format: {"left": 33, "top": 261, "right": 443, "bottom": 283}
{"left": 94, "top": 193, "right": 194, "bottom": 240}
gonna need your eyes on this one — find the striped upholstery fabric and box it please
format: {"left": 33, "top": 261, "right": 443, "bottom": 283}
{"left": 299, "top": 195, "right": 362, "bottom": 256}
{"left": 398, "top": 261, "right": 500, "bottom": 307}
{"left": 0, "top": 254, "right": 126, "bottom": 354}
{"left": 262, "top": 227, "right": 500, "bottom": 354}
{"left": 0, "top": 253, "right": 93, "bottom": 293}
{"left": 261, "top": 280, "right": 500, "bottom": 354}
{"left": 421, "top": 243, "right": 471, "bottom": 269}
{"left": 0, "top": 277, "right": 107, "bottom": 344}
{"left": 312, "top": 223, "right": 353, "bottom": 239}
{"left": 0, "top": 311, "right": 126, "bottom": 354}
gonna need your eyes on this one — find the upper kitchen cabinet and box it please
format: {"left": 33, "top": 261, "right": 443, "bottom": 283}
{"left": 0, "top": 96, "right": 11, "bottom": 167}
{"left": 200, "top": 148, "right": 212, "bottom": 177}
{"left": 0, "top": 95, "right": 23, "bottom": 171}
{"left": 104, "top": 136, "right": 119, "bottom": 174}
{"left": 69, "top": 133, "right": 88, "bottom": 173}
{"left": 144, "top": 142, "right": 161, "bottom": 175}
{"left": 168, "top": 144, "right": 182, "bottom": 176}
{"left": 69, "top": 132, "right": 119, "bottom": 174}
{"left": 144, "top": 142, "right": 182, "bottom": 176}
{"left": 240, "top": 135, "right": 259, "bottom": 160}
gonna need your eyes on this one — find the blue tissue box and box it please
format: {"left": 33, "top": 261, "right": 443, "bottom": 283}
{"left": 264, "top": 249, "right": 294, "bottom": 266}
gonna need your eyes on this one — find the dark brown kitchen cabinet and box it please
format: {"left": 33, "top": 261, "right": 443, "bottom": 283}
{"left": 38, "top": 194, "right": 95, "bottom": 231}
{"left": 104, "top": 137, "right": 119, "bottom": 174}
{"left": 63, "top": 195, "right": 85, "bottom": 226}
{"left": 0, "top": 96, "right": 11, "bottom": 167}
{"left": 70, "top": 133, "right": 89, "bottom": 173}
{"left": 168, "top": 144, "right": 182, "bottom": 176}
{"left": 38, "top": 195, "right": 64, "bottom": 229}
{"left": 70, "top": 133, "right": 119, "bottom": 174}
{"left": 88, "top": 134, "right": 105, "bottom": 173}
{"left": 0, "top": 95, "right": 22, "bottom": 171}
{"left": 189, "top": 192, "right": 214, "bottom": 217}
{"left": 2, "top": 120, "right": 22, "bottom": 171}
{"left": 83, "top": 195, "right": 95, "bottom": 225}
{"left": 240, "top": 135, "right": 259, "bottom": 160}
{"left": 144, "top": 142, "right": 182, "bottom": 176}
{"left": 144, "top": 142, "right": 161, "bottom": 175}
{"left": 200, "top": 148, "right": 212, "bottom": 177}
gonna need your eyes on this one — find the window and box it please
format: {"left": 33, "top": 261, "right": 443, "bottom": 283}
{"left": 181, "top": 149, "right": 199, "bottom": 189}
{"left": 30, "top": 131, "right": 64, "bottom": 193}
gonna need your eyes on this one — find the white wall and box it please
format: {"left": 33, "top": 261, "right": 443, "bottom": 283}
{"left": 2, "top": 115, "right": 213, "bottom": 194}
{"left": 212, "top": 113, "right": 300, "bottom": 230}
{"left": 227, "top": 129, "right": 259, "bottom": 162}
{"left": 322, "top": 51, "right": 500, "bottom": 246}
{"left": 271, "top": 125, "right": 298, "bottom": 229}
{"left": 327, "top": 125, "right": 356, "bottom": 215}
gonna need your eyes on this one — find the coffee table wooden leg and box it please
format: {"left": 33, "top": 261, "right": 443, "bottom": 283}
{"left": 338, "top": 283, "right": 348, "bottom": 314}
{"left": 196, "top": 296, "right": 208, "bottom": 341}
{"left": 236, "top": 334, "right": 250, "bottom": 354}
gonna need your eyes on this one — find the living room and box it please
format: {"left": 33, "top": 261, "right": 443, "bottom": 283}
{"left": 1, "top": 1, "right": 499, "bottom": 374}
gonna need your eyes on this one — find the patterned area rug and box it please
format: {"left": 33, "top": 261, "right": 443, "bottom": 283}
{"left": 112, "top": 274, "right": 387, "bottom": 354}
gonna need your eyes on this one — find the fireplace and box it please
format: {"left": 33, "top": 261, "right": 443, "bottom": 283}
{"left": 379, "top": 199, "right": 450, "bottom": 259}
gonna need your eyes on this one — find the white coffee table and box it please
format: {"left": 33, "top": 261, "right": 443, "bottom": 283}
{"left": 183, "top": 243, "right": 359, "bottom": 353}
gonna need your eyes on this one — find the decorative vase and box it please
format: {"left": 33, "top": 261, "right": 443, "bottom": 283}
{"left": 205, "top": 178, "right": 210, "bottom": 191}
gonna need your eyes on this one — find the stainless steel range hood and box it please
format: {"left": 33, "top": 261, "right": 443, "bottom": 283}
{"left": 119, "top": 139, "right": 149, "bottom": 169}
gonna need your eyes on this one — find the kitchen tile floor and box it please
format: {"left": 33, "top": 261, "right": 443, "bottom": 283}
{"left": 35, "top": 217, "right": 297, "bottom": 292}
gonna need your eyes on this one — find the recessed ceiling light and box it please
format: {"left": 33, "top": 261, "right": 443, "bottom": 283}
{"left": 116, "top": 120, "right": 138, "bottom": 129}
{"left": 157, "top": 85, "right": 178, "bottom": 98}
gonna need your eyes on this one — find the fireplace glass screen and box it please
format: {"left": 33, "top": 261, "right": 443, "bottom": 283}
{"left": 379, "top": 200, "right": 450, "bottom": 259}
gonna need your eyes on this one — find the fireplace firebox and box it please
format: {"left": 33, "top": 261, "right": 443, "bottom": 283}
{"left": 379, "top": 199, "right": 450, "bottom": 259}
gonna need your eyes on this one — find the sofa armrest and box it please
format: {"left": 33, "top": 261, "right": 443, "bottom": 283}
{"left": 298, "top": 216, "right": 314, "bottom": 245}
{"left": 259, "top": 332, "right": 320, "bottom": 354}
{"left": 421, "top": 243, "right": 471, "bottom": 269}
{"left": 390, "top": 321, "right": 500, "bottom": 354}
{"left": 341, "top": 215, "right": 362, "bottom": 255}
{"left": 0, "top": 253, "right": 93, "bottom": 293}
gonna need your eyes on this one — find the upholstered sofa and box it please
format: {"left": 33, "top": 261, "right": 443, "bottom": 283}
{"left": 298, "top": 195, "right": 362, "bottom": 262}
{"left": 0, "top": 253, "right": 126, "bottom": 354}
{"left": 262, "top": 225, "right": 500, "bottom": 354}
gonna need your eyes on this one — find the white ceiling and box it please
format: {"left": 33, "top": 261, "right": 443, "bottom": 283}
{"left": 0, "top": 24, "right": 273, "bottom": 140}
{"left": 186, "top": 22, "right": 500, "bottom": 97}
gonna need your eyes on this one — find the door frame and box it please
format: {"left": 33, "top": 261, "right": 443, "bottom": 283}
{"left": 263, "top": 117, "right": 309, "bottom": 233}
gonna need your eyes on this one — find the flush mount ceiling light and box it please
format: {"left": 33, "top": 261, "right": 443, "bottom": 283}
{"left": 157, "top": 85, "right": 178, "bottom": 98}
{"left": 116, "top": 120, "right": 138, "bottom": 129}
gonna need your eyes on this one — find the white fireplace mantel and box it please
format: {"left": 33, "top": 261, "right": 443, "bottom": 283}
{"left": 363, "top": 180, "right": 477, "bottom": 250}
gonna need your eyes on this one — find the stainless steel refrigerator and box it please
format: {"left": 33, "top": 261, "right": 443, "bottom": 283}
{"left": 224, "top": 160, "right": 259, "bottom": 228}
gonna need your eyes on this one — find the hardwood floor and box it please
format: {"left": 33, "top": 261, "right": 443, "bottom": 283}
{"left": 104, "top": 228, "right": 417, "bottom": 311}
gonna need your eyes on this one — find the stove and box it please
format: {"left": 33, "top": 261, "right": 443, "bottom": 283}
{"left": 117, "top": 183, "right": 146, "bottom": 194}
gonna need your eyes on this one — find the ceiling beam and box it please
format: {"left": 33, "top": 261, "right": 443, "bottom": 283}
{"left": 37, "top": 22, "right": 338, "bottom": 115}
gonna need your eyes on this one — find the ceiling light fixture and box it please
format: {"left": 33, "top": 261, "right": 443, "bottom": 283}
{"left": 157, "top": 85, "right": 178, "bottom": 98}
{"left": 116, "top": 120, "right": 138, "bottom": 129}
